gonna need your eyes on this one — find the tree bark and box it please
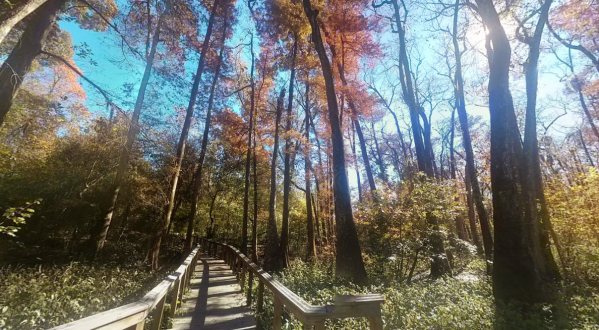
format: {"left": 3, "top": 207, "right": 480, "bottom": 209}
{"left": 150, "top": 0, "right": 218, "bottom": 270}
{"left": 264, "top": 88, "right": 286, "bottom": 272}
{"left": 474, "top": 0, "right": 551, "bottom": 303}
{"left": 281, "top": 36, "right": 298, "bottom": 268}
{"left": 450, "top": 0, "right": 493, "bottom": 262}
{"left": 95, "top": 17, "right": 162, "bottom": 254}
{"left": 241, "top": 32, "right": 255, "bottom": 256}
{"left": 184, "top": 14, "right": 229, "bottom": 251}
{"left": 521, "top": 0, "right": 560, "bottom": 280}
{"left": 464, "top": 166, "right": 483, "bottom": 253}
{"left": 0, "top": 0, "right": 50, "bottom": 45}
{"left": 303, "top": 0, "right": 367, "bottom": 284}
{"left": 0, "top": 0, "right": 63, "bottom": 126}
{"left": 390, "top": 0, "right": 451, "bottom": 277}
{"left": 351, "top": 121, "right": 363, "bottom": 203}
{"left": 305, "top": 95, "right": 316, "bottom": 260}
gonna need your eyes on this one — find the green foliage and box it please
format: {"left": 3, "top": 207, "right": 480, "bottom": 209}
{"left": 251, "top": 258, "right": 599, "bottom": 329}
{"left": 356, "top": 175, "right": 475, "bottom": 281}
{"left": 1, "top": 199, "right": 41, "bottom": 236}
{"left": 0, "top": 263, "right": 157, "bottom": 329}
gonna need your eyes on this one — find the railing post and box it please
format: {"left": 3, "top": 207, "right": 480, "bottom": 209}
{"left": 240, "top": 263, "right": 246, "bottom": 290}
{"left": 314, "top": 321, "right": 325, "bottom": 330}
{"left": 246, "top": 271, "right": 253, "bottom": 306}
{"left": 273, "top": 296, "right": 283, "bottom": 330}
{"left": 170, "top": 277, "right": 181, "bottom": 318}
{"left": 150, "top": 294, "right": 167, "bottom": 330}
{"left": 256, "top": 281, "right": 264, "bottom": 328}
{"left": 368, "top": 312, "right": 384, "bottom": 330}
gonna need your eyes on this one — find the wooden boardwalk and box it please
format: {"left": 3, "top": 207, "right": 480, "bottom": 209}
{"left": 171, "top": 254, "right": 256, "bottom": 330}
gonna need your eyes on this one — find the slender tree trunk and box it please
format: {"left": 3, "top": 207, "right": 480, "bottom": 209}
{"left": 372, "top": 122, "right": 388, "bottom": 183}
{"left": 95, "top": 18, "right": 162, "bottom": 254}
{"left": 252, "top": 122, "right": 259, "bottom": 263}
{"left": 150, "top": 0, "right": 218, "bottom": 270}
{"left": 522, "top": 0, "right": 560, "bottom": 281}
{"left": 184, "top": 15, "right": 229, "bottom": 251}
{"left": 450, "top": 108, "right": 467, "bottom": 240}
{"left": 305, "top": 106, "right": 316, "bottom": 260}
{"left": 303, "top": 0, "right": 367, "bottom": 284}
{"left": 207, "top": 191, "right": 219, "bottom": 238}
{"left": 390, "top": 0, "right": 451, "bottom": 277}
{"left": 310, "top": 114, "right": 328, "bottom": 244}
{"left": 474, "top": 0, "right": 551, "bottom": 303}
{"left": 327, "top": 39, "right": 377, "bottom": 196}
{"left": 0, "top": 0, "right": 50, "bottom": 45}
{"left": 264, "top": 88, "right": 286, "bottom": 272}
{"left": 281, "top": 36, "right": 298, "bottom": 268}
{"left": 465, "top": 166, "right": 483, "bottom": 253}
{"left": 580, "top": 130, "right": 595, "bottom": 166}
{"left": 450, "top": 0, "right": 493, "bottom": 262}
{"left": 351, "top": 122, "right": 363, "bottom": 203}
{"left": 0, "top": 0, "right": 63, "bottom": 126}
{"left": 241, "top": 32, "right": 256, "bottom": 256}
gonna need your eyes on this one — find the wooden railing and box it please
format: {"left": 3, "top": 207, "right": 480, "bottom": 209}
{"left": 201, "top": 238, "right": 384, "bottom": 330}
{"left": 50, "top": 246, "right": 201, "bottom": 330}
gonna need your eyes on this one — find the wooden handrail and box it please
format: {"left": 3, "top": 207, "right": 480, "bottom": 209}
{"left": 49, "top": 244, "right": 201, "bottom": 330}
{"left": 201, "top": 238, "right": 384, "bottom": 330}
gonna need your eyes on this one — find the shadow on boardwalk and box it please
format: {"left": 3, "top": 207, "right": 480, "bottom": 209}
{"left": 172, "top": 255, "right": 256, "bottom": 330}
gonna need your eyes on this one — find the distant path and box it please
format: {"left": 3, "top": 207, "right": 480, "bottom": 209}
{"left": 171, "top": 255, "right": 256, "bottom": 330}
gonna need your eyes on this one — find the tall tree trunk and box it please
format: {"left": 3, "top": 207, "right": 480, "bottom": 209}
{"left": 150, "top": 0, "right": 218, "bottom": 270}
{"left": 450, "top": 0, "right": 493, "bottom": 263}
{"left": 521, "top": 0, "right": 560, "bottom": 281}
{"left": 305, "top": 98, "right": 316, "bottom": 260}
{"left": 580, "top": 130, "right": 595, "bottom": 166}
{"left": 241, "top": 32, "right": 255, "bottom": 255}
{"left": 0, "top": 0, "right": 50, "bottom": 45}
{"left": 281, "top": 36, "right": 298, "bottom": 268}
{"left": 372, "top": 122, "right": 388, "bottom": 183}
{"left": 390, "top": 0, "right": 451, "bottom": 277}
{"left": 184, "top": 15, "right": 229, "bottom": 251}
{"left": 303, "top": 0, "right": 367, "bottom": 284}
{"left": 327, "top": 38, "right": 377, "bottom": 196}
{"left": 474, "top": 0, "right": 551, "bottom": 303}
{"left": 465, "top": 166, "right": 483, "bottom": 253}
{"left": 252, "top": 120, "right": 259, "bottom": 263}
{"left": 264, "top": 88, "right": 286, "bottom": 272}
{"left": 95, "top": 18, "right": 162, "bottom": 254}
{"left": 351, "top": 122, "right": 363, "bottom": 203}
{"left": 310, "top": 113, "right": 327, "bottom": 244}
{"left": 0, "top": 0, "right": 62, "bottom": 126}
{"left": 449, "top": 108, "right": 467, "bottom": 240}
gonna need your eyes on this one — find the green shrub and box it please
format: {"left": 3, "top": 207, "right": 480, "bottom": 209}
{"left": 0, "top": 263, "right": 157, "bottom": 329}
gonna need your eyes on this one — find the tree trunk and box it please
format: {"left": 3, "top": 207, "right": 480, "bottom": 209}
{"left": 303, "top": 0, "right": 367, "bottom": 284}
{"left": 465, "top": 166, "right": 483, "bottom": 253}
{"left": 351, "top": 122, "right": 363, "bottom": 203}
{"left": 95, "top": 18, "right": 162, "bottom": 254}
{"left": 474, "top": 0, "right": 551, "bottom": 303}
{"left": 264, "top": 88, "right": 286, "bottom": 272}
{"left": 184, "top": 15, "right": 229, "bottom": 251}
{"left": 281, "top": 36, "right": 298, "bottom": 268}
{"left": 0, "top": 0, "right": 50, "bottom": 45}
{"left": 449, "top": 108, "right": 467, "bottom": 240}
{"left": 0, "top": 0, "right": 63, "bottom": 126}
{"left": 150, "top": 0, "right": 218, "bottom": 270}
{"left": 252, "top": 117, "right": 259, "bottom": 263}
{"left": 521, "top": 0, "right": 560, "bottom": 281}
{"left": 241, "top": 32, "right": 255, "bottom": 256}
{"left": 450, "top": 0, "right": 493, "bottom": 262}
{"left": 372, "top": 122, "right": 388, "bottom": 183}
{"left": 391, "top": 0, "right": 450, "bottom": 277}
{"left": 305, "top": 105, "right": 316, "bottom": 261}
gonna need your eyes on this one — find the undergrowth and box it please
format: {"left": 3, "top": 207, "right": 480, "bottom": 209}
{"left": 249, "top": 258, "right": 599, "bottom": 330}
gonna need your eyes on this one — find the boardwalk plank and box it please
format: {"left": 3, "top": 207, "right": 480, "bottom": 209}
{"left": 171, "top": 255, "right": 256, "bottom": 330}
